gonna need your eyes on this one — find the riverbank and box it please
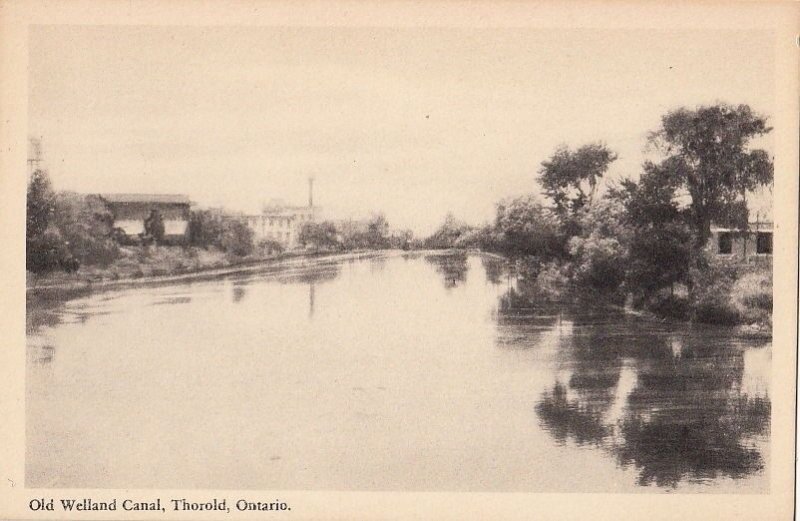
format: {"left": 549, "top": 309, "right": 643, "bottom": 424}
{"left": 26, "top": 246, "right": 391, "bottom": 298}
{"left": 455, "top": 247, "right": 773, "bottom": 338}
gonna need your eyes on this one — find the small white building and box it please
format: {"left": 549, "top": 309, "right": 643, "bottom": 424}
{"left": 707, "top": 220, "right": 773, "bottom": 261}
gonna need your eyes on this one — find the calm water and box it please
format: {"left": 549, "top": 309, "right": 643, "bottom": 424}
{"left": 26, "top": 252, "right": 770, "bottom": 492}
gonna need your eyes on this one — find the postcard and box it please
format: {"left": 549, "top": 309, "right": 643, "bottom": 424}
{"left": 1, "top": 1, "right": 797, "bottom": 519}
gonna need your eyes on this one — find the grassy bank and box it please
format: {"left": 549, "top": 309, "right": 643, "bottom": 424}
{"left": 27, "top": 245, "right": 269, "bottom": 289}
{"left": 26, "top": 246, "right": 387, "bottom": 295}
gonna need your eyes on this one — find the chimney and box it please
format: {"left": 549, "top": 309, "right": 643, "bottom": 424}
{"left": 308, "top": 177, "right": 314, "bottom": 208}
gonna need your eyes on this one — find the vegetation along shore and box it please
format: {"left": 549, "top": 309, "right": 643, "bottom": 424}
{"left": 27, "top": 103, "right": 772, "bottom": 335}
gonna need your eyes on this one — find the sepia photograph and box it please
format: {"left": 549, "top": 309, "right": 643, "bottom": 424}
{"left": 1, "top": 1, "right": 798, "bottom": 520}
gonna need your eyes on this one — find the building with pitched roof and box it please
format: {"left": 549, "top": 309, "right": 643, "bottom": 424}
{"left": 98, "top": 193, "right": 191, "bottom": 244}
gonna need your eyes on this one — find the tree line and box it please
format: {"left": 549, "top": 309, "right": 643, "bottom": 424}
{"left": 422, "top": 103, "right": 773, "bottom": 323}
{"left": 26, "top": 174, "right": 259, "bottom": 273}
{"left": 26, "top": 166, "right": 410, "bottom": 275}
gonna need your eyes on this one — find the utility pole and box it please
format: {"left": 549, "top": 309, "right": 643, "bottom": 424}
{"left": 308, "top": 176, "right": 314, "bottom": 208}
{"left": 27, "top": 137, "right": 43, "bottom": 174}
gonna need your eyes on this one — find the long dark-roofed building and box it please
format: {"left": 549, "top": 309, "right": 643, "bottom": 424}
{"left": 99, "top": 193, "right": 191, "bottom": 244}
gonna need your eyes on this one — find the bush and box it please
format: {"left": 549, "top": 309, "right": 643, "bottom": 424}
{"left": 54, "top": 193, "right": 119, "bottom": 267}
{"left": 694, "top": 300, "right": 741, "bottom": 325}
{"left": 646, "top": 294, "right": 691, "bottom": 320}
{"left": 690, "top": 263, "right": 740, "bottom": 325}
{"left": 219, "top": 219, "right": 254, "bottom": 257}
{"left": 188, "top": 210, "right": 253, "bottom": 257}
{"left": 258, "top": 239, "right": 284, "bottom": 255}
{"left": 568, "top": 234, "right": 626, "bottom": 292}
{"left": 27, "top": 227, "right": 73, "bottom": 273}
{"left": 733, "top": 270, "right": 772, "bottom": 311}
{"left": 299, "top": 221, "right": 340, "bottom": 250}
{"left": 424, "top": 213, "right": 473, "bottom": 249}
{"left": 494, "top": 195, "right": 566, "bottom": 259}
{"left": 188, "top": 210, "right": 224, "bottom": 249}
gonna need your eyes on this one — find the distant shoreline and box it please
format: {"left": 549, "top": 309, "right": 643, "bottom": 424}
{"left": 26, "top": 249, "right": 395, "bottom": 299}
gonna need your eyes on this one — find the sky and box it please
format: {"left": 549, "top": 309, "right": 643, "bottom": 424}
{"left": 29, "top": 26, "right": 775, "bottom": 234}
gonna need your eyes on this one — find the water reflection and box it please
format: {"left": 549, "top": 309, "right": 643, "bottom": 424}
{"left": 232, "top": 285, "right": 247, "bottom": 303}
{"left": 518, "top": 301, "right": 771, "bottom": 488}
{"left": 26, "top": 252, "right": 771, "bottom": 491}
{"left": 30, "top": 343, "right": 55, "bottom": 365}
{"left": 152, "top": 296, "right": 193, "bottom": 306}
{"left": 275, "top": 262, "right": 341, "bottom": 285}
{"left": 424, "top": 252, "right": 469, "bottom": 289}
{"left": 369, "top": 256, "right": 387, "bottom": 273}
{"left": 480, "top": 255, "right": 508, "bottom": 285}
{"left": 308, "top": 282, "right": 316, "bottom": 319}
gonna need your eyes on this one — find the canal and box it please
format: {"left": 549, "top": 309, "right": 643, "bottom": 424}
{"left": 26, "top": 251, "right": 770, "bottom": 492}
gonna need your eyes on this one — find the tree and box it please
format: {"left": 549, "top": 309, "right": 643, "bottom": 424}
{"left": 647, "top": 103, "right": 773, "bottom": 250}
{"left": 188, "top": 209, "right": 225, "bottom": 249}
{"left": 608, "top": 166, "right": 692, "bottom": 296}
{"left": 424, "top": 213, "right": 473, "bottom": 249}
{"left": 144, "top": 209, "right": 165, "bottom": 244}
{"left": 538, "top": 143, "right": 618, "bottom": 218}
{"left": 27, "top": 169, "right": 56, "bottom": 241}
{"left": 219, "top": 219, "right": 254, "bottom": 256}
{"left": 27, "top": 169, "right": 68, "bottom": 273}
{"left": 187, "top": 210, "right": 253, "bottom": 256}
{"left": 54, "top": 192, "right": 118, "bottom": 267}
{"left": 365, "top": 213, "right": 390, "bottom": 249}
{"left": 567, "top": 199, "right": 629, "bottom": 293}
{"left": 494, "top": 195, "right": 565, "bottom": 260}
{"left": 299, "top": 221, "right": 340, "bottom": 250}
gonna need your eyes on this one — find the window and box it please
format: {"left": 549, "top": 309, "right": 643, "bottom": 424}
{"left": 718, "top": 232, "right": 732, "bottom": 254}
{"left": 756, "top": 232, "right": 773, "bottom": 254}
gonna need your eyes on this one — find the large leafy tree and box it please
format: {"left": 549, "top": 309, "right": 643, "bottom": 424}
{"left": 494, "top": 195, "right": 565, "bottom": 260}
{"left": 647, "top": 103, "right": 773, "bottom": 250}
{"left": 299, "top": 221, "right": 340, "bottom": 250}
{"left": 424, "top": 213, "right": 473, "bottom": 249}
{"left": 538, "top": 143, "right": 618, "bottom": 217}
{"left": 609, "top": 167, "right": 693, "bottom": 296}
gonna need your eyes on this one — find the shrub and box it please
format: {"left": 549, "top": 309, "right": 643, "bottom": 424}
{"left": 646, "top": 294, "right": 691, "bottom": 321}
{"left": 27, "top": 227, "right": 72, "bottom": 273}
{"left": 54, "top": 193, "right": 119, "bottom": 267}
{"left": 299, "top": 221, "right": 340, "bottom": 250}
{"left": 219, "top": 219, "right": 254, "bottom": 257}
{"left": 494, "top": 195, "right": 566, "bottom": 259}
{"left": 733, "top": 270, "right": 772, "bottom": 311}
{"left": 690, "top": 263, "right": 740, "bottom": 325}
{"left": 694, "top": 300, "right": 741, "bottom": 325}
{"left": 188, "top": 210, "right": 224, "bottom": 249}
{"left": 188, "top": 210, "right": 253, "bottom": 257}
{"left": 424, "top": 213, "right": 473, "bottom": 249}
{"left": 568, "top": 234, "right": 626, "bottom": 292}
{"left": 258, "top": 239, "right": 284, "bottom": 255}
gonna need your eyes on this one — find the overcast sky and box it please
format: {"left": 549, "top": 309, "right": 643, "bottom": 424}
{"left": 29, "top": 26, "right": 774, "bottom": 234}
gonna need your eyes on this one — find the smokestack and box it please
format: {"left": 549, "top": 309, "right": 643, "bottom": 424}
{"left": 308, "top": 177, "right": 314, "bottom": 208}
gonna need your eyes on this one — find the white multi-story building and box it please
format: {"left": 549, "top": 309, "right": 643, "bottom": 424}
{"left": 244, "top": 203, "right": 317, "bottom": 250}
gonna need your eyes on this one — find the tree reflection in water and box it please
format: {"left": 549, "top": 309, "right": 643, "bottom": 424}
{"left": 497, "top": 286, "right": 770, "bottom": 488}
{"left": 424, "top": 252, "right": 469, "bottom": 289}
{"left": 480, "top": 255, "right": 508, "bottom": 285}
